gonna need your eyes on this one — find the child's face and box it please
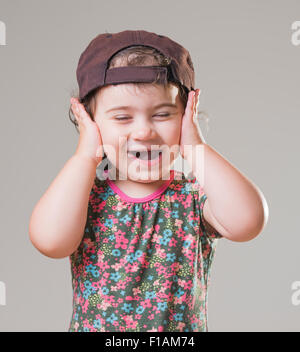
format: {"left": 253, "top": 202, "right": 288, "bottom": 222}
{"left": 94, "top": 83, "right": 184, "bottom": 182}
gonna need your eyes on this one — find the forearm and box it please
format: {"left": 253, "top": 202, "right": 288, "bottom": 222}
{"left": 29, "top": 154, "right": 98, "bottom": 258}
{"left": 187, "top": 143, "right": 268, "bottom": 239}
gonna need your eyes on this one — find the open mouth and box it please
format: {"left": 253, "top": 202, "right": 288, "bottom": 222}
{"left": 127, "top": 150, "right": 162, "bottom": 160}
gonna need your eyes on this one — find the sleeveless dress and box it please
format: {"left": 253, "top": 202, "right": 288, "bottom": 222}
{"left": 68, "top": 168, "right": 223, "bottom": 332}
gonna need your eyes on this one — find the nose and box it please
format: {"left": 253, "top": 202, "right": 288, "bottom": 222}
{"left": 130, "top": 120, "right": 156, "bottom": 140}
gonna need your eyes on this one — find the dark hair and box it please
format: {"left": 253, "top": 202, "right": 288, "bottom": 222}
{"left": 68, "top": 45, "right": 190, "bottom": 165}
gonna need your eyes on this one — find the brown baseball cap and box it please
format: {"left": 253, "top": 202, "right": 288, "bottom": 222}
{"left": 76, "top": 29, "right": 195, "bottom": 100}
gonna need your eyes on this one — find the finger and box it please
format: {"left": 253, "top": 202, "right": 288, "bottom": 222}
{"left": 73, "top": 98, "right": 92, "bottom": 123}
{"left": 70, "top": 98, "right": 81, "bottom": 124}
{"left": 195, "top": 89, "right": 201, "bottom": 110}
{"left": 195, "top": 89, "right": 201, "bottom": 119}
{"left": 183, "top": 90, "right": 196, "bottom": 123}
{"left": 70, "top": 98, "right": 78, "bottom": 117}
{"left": 189, "top": 89, "right": 200, "bottom": 122}
{"left": 193, "top": 89, "right": 199, "bottom": 110}
{"left": 186, "top": 90, "right": 196, "bottom": 115}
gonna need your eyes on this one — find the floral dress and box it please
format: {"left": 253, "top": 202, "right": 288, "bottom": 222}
{"left": 68, "top": 168, "right": 223, "bottom": 332}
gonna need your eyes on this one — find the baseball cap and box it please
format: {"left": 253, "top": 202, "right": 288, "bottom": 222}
{"left": 76, "top": 29, "right": 195, "bottom": 101}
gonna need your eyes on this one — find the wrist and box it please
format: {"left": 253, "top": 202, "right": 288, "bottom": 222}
{"left": 185, "top": 142, "right": 206, "bottom": 163}
{"left": 73, "top": 153, "right": 101, "bottom": 169}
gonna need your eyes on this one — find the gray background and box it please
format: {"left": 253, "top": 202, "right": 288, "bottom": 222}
{"left": 0, "top": 0, "right": 299, "bottom": 331}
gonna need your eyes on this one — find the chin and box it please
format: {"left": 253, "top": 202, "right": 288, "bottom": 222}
{"left": 128, "top": 165, "right": 174, "bottom": 182}
{"left": 114, "top": 155, "right": 175, "bottom": 181}
{"left": 126, "top": 170, "right": 162, "bottom": 183}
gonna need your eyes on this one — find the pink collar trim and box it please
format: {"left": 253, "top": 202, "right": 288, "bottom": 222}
{"left": 105, "top": 170, "right": 175, "bottom": 203}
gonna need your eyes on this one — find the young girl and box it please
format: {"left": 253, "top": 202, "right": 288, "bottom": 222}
{"left": 29, "top": 30, "right": 268, "bottom": 332}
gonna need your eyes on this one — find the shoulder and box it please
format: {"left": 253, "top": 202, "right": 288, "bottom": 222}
{"left": 171, "top": 170, "right": 200, "bottom": 192}
{"left": 180, "top": 172, "right": 225, "bottom": 239}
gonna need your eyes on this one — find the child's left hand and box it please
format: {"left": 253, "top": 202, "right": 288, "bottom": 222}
{"left": 179, "top": 89, "right": 206, "bottom": 160}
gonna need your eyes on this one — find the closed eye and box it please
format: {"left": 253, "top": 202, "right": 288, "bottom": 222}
{"left": 115, "top": 114, "right": 171, "bottom": 121}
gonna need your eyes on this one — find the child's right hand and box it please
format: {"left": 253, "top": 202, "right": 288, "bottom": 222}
{"left": 70, "top": 98, "right": 104, "bottom": 166}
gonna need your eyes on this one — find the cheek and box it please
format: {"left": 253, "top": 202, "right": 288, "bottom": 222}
{"left": 96, "top": 122, "right": 119, "bottom": 158}
{"left": 162, "top": 121, "right": 181, "bottom": 145}
{"left": 97, "top": 121, "right": 117, "bottom": 144}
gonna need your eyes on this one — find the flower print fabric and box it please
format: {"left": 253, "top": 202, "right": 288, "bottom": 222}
{"left": 68, "top": 168, "right": 223, "bottom": 332}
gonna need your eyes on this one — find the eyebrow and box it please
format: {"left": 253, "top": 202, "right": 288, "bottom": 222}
{"left": 105, "top": 103, "right": 178, "bottom": 113}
